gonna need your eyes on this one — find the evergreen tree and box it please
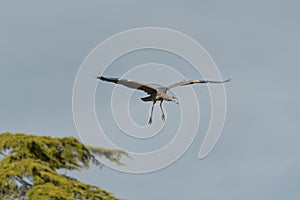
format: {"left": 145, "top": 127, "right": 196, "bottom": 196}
{"left": 0, "top": 132, "right": 129, "bottom": 200}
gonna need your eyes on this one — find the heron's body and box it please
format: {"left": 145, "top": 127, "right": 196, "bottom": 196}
{"left": 141, "top": 88, "right": 172, "bottom": 102}
{"left": 98, "top": 76, "right": 230, "bottom": 124}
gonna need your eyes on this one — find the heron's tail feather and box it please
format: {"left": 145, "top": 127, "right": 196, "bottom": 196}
{"left": 141, "top": 96, "right": 153, "bottom": 102}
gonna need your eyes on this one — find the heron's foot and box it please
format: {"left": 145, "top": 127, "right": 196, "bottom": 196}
{"left": 148, "top": 118, "right": 152, "bottom": 125}
{"left": 161, "top": 114, "right": 165, "bottom": 121}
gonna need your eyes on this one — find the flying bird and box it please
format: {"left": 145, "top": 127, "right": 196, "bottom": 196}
{"left": 98, "top": 76, "right": 230, "bottom": 125}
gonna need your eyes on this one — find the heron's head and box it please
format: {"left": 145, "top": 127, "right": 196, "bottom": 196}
{"left": 172, "top": 96, "right": 179, "bottom": 105}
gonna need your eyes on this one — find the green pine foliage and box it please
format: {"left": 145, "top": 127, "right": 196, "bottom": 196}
{"left": 0, "top": 132, "right": 129, "bottom": 200}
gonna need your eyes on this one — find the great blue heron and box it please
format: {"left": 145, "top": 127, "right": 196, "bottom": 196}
{"left": 98, "top": 76, "right": 230, "bottom": 124}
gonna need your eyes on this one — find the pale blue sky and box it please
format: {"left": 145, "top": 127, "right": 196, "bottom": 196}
{"left": 1, "top": 0, "right": 300, "bottom": 199}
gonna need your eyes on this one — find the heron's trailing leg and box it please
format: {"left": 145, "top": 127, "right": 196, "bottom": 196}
{"left": 160, "top": 100, "right": 165, "bottom": 121}
{"left": 148, "top": 101, "right": 156, "bottom": 125}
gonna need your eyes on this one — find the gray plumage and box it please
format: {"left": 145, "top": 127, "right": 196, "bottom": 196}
{"left": 98, "top": 76, "right": 230, "bottom": 124}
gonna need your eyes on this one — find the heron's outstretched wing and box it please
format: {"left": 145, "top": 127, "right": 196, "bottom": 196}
{"left": 98, "top": 76, "right": 157, "bottom": 95}
{"left": 167, "top": 79, "right": 230, "bottom": 90}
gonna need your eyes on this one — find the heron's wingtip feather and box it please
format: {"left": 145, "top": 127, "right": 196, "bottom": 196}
{"left": 97, "top": 76, "right": 106, "bottom": 81}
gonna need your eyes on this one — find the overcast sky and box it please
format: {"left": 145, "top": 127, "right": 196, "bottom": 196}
{"left": 1, "top": 0, "right": 300, "bottom": 199}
